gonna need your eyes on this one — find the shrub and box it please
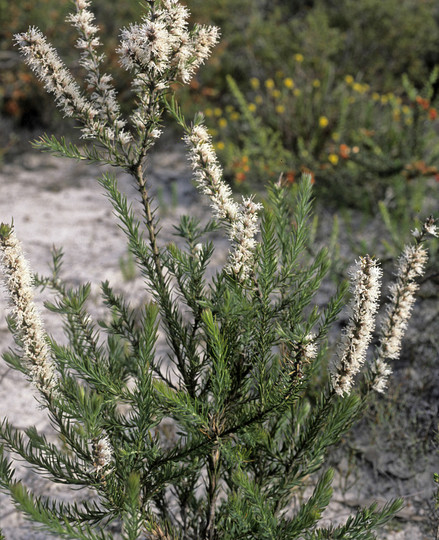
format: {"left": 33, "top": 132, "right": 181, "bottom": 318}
{"left": 183, "top": 0, "right": 439, "bottom": 95}
{"left": 0, "top": 1, "right": 437, "bottom": 538}
{"left": 205, "top": 67, "right": 439, "bottom": 211}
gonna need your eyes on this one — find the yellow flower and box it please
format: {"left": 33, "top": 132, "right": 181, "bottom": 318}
{"left": 255, "top": 95, "right": 263, "bottom": 104}
{"left": 405, "top": 118, "right": 413, "bottom": 126}
{"left": 216, "top": 141, "right": 225, "bottom": 150}
{"left": 276, "top": 104, "right": 285, "bottom": 114}
{"left": 402, "top": 105, "right": 411, "bottom": 115}
{"left": 372, "top": 92, "right": 380, "bottom": 101}
{"left": 392, "top": 110, "right": 401, "bottom": 122}
{"left": 332, "top": 132, "right": 340, "bottom": 141}
{"left": 250, "top": 77, "right": 260, "bottom": 89}
{"left": 272, "top": 89, "right": 281, "bottom": 99}
{"left": 218, "top": 118, "right": 227, "bottom": 128}
{"left": 284, "top": 77, "right": 294, "bottom": 89}
{"left": 204, "top": 108, "right": 213, "bottom": 117}
{"left": 319, "top": 116, "right": 329, "bottom": 128}
{"left": 214, "top": 107, "right": 222, "bottom": 117}
{"left": 265, "top": 78, "right": 275, "bottom": 89}
{"left": 313, "top": 79, "right": 321, "bottom": 88}
{"left": 248, "top": 103, "right": 257, "bottom": 112}
{"left": 230, "top": 112, "right": 240, "bottom": 121}
{"left": 294, "top": 53, "right": 304, "bottom": 62}
{"left": 353, "top": 82, "right": 364, "bottom": 93}
{"left": 345, "top": 75, "right": 354, "bottom": 85}
{"left": 293, "top": 88, "right": 301, "bottom": 97}
{"left": 380, "top": 95, "right": 388, "bottom": 105}
{"left": 328, "top": 153, "right": 339, "bottom": 165}
{"left": 225, "top": 105, "right": 234, "bottom": 113}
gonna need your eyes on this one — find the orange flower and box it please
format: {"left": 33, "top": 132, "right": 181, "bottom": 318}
{"left": 429, "top": 108, "right": 438, "bottom": 120}
{"left": 413, "top": 161, "right": 428, "bottom": 174}
{"left": 415, "top": 96, "right": 430, "bottom": 110}
{"left": 404, "top": 161, "right": 438, "bottom": 178}
{"left": 339, "top": 144, "right": 350, "bottom": 159}
{"left": 235, "top": 172, "right": 246, "bottom": 183}
{"left": 285, "top": 170, "right": 296, "bottom": 184}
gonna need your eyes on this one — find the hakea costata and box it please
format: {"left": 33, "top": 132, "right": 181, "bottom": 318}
{"left": 184, "top": 123, "right": 262, "bottom": 281}
{"left": 14, "top": 0, "right": 219, "bottom": 147}
{"left": 332, "top": 217, "right": 437, "bottom": 396}
{"left": 12, "top": 1, "right": 262, "bottom": 281}
{"left": 371, "top": 217, "right": 438, "bottom": 393}
{"left": 331, "top": 255, "right": 382, "bottom": 396}
{"left": 0, "top": 224, "right": 57, "bottom": 397}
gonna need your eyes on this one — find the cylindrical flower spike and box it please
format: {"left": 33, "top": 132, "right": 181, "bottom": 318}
{"left": 0, "top": 224, "right": 57, "bottom": 396}
{"left": 14, "top": 28, "right": 98, "bottom": 124}
{"left": 372, "top": 218, "right": 436, "bottom": 393}
{"left": 92, "top": 434, "right": 114, "bottom": 475}
{"left": 227, "top": 196, "right": 263, "bottom": 281}
{"left": 184, "top": 123, "right": 262, "bottom": 281}
{"left": 67, "top": 0, "right": 130, "bottom": 145}
{"left": 377, "top": 244, "right": 428, "bottom": 362}
{"left": 332, "top": 256, "right": 382, "bottom": 396}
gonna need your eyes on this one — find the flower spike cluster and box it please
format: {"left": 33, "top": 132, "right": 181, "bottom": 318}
{"left": 331, "top": 256, "right": 382, "bottom": 396}
{"left": 67, "top": 0, "right": 130, "bottom": 143}
{"left": 118, "top": 1, "right": 219, "bottom": 84}
{"left": 15, "top": 0, "right": 219, "bottom": 150}
{"left": 14, "top": 27, "right": 99, "bottom": 127}
{"left": 184, "top": 123, "right": 262, "bottom": 281}
{"left": 0, "top": 224, "right": 57, "bottom": 396}
{"left": 372, "top": 217, "right": 437, "bottom": 393}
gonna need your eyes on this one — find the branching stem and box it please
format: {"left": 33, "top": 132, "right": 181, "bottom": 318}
{"left": 205, "top": 445, "right": 221, "bottom": 540}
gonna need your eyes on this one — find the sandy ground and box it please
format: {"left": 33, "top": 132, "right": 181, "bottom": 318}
{"left": 0, "top": 145, "right": 436, "bottom": 538}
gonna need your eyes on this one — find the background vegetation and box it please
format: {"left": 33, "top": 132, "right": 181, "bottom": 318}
{"left": 2, "top": 0, "right": 439, "bottom": 210}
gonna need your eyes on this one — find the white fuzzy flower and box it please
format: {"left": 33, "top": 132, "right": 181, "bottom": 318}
{"left": 371, "top": 358, "right": 393, "bottom": 393}
{"left": 184, "top": 124, "right": 261, "bottom": 281}
{"left": 118, "top": 20, "right": 173, "bottom": 75}
{"left": 331, "top": 256, "right": 382, "bottom": 396}
{"left": 13, "top": 26, "right": 118, "bottom": 145}
{"left": 302, "top": 334, "right": 318, "bottom": 362}
{"left": 372, "top": 241, "right": 429, "bottom": 392}
{"left": 15, "top": 28, "right": 94, "bottom": 119}
{"left": 185, "top": 124, "right": 240, "bottom": 223}
{"left": 379, "top": 243, "right": 427, "bottom": 360}
{"left": 92, "top": 434, "right": 114, "bottom": 475}
{"left": 423, "top": 216, "right": 438, "bottom": 238}
{"left": 67, "top": 0, "right": 126, "bottom": 134}
{"left": 226, "top": 197, "right": 263, "bottom": 280}
{"left": 0, "top": 225, "right": 57, "bottom": 396}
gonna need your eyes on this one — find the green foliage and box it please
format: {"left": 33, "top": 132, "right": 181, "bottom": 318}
{"left": 205, "top": 67, "right": 439, "bottom": 211}
{"left": 0, "top": 1, "right": 434, "bottom": 538}
{"left": 0, "top": 173, "right": 402, "bottom": 538}
{"left": 119, "top": 250, "right": 137, "bottom": 282}
{"left": 184, "top": 0, "right": 439, "bottom": 93}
